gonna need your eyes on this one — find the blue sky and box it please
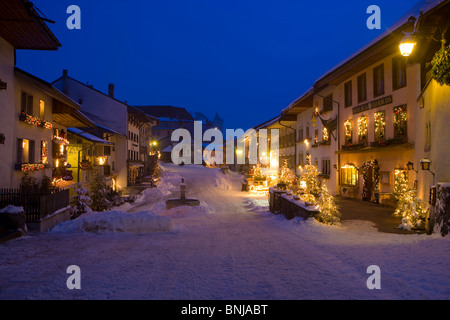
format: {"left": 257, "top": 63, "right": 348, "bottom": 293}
{"left": 17, "top": 0, "right": 419, "bottom": 130}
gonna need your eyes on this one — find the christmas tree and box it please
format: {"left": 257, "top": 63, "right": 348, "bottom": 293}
{"left": 300, "top": 164, "right": 321, "bottom": 197}
{"left": 395, "top": 189, "right": 429, "bottom": 230}
{"left": 316, "top": 185, "right": 341, "bottom": 225}
{"left": 278, "top": 160, "right": 296, "bottom": 190}
{"left": 392, "top": 170, "right": 409, "bottom": 202}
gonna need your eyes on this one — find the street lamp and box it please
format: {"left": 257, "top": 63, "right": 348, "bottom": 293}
{"left": 399, "top": 33, "right": 416, "bottom": 57}
{"left": 407, "top": 161, "right": 418, "bottom": 173}
{"left": 420, "top": 158, "right": 432, "bottom": 172}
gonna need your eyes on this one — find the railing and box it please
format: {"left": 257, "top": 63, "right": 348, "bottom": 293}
{"left": 0, "top": 189, "right": 69, "bottom": 222}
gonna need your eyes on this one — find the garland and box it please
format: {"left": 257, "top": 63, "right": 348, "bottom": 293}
{"left": 20, "top": 112, "right": 53, "bottom": 130}
{"left": 21, "top": 163, "right": 45, "bottom": 173}
{"left": 431, "top": 41, "right": 450, "bottom": 86}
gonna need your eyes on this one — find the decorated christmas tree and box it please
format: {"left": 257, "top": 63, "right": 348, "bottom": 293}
{"left": 316, "top": 185, "right": 341, "bottom": 225}
{"left": 392, "top": 170, "right": 409, "bottom": 203}
{"left": 300, "top": 164, "right": 321, "bottom": 197}
{"left": 395, "top": 189, "right": 429, "bottom": 230}
{"left": 278, "top": 160, "right": 296, "bottom": 190}
{"left": 392, "top": 170, "right": 429, "bottom": 230}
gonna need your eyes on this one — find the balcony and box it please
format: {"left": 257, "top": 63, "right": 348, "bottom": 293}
{"left": 19, "top": 112, "right": 52, "bottom": 130}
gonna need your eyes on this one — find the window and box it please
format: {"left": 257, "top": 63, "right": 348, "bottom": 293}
{"left": 298, "top": 128, "right": 303, "bottom": 142}
{"left": 341, "top": 164, "right": 358, "bottom": 186}
{"left": 393, "top": 56, "right": 407, "bottom": 90}
{"left": 374, "top": 111, "right": 386, "bottom": 142}
{"left": 104, "top": 146, "right": 111, "bottom": 156}
{"left": 39, "top": 100, "right": 45, "bottom": 119}
{"left": 314, "top": 129, "right": 319, "bottom": 145}
{"left": 357, "top": 116, "right": 368, "bottom": 143}
{"left": 344, "top": 120, "right": 353, "bottom": 145}
{"left": 393, "top": 105, "right": 407, "bottom": 140}
{"left": 41, "top": 140, "right": 48, "bottom": 164}
{"left": 344, "top": 81, "right": 352, "bottom": 108}
{"left": 323, "top": 94, "right": 333, "bottom": 112}
{"left": 306, "top": 127, "right": 310, "bottom": 139}
{"left": 21, "top": 92, "right": 33, "bottom": 115}
{"left": 322, "top": 127, "right": 329, "bottom": 143}
{"left": 298, "top": 153, "right": 304, "bottom": 167}
{"left": 17, "top": 139, "right": 35, "bottom": 164}
{"left": 322, "top": 159, "right": 331, "bottom": 176}
{"left": 373, "top": 64, "right": 385, "bottom": 97}
{"left": 357, "top": 73, "right": 367, "bottom": 103}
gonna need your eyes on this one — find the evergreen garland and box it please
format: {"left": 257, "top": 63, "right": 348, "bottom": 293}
{"left": 431, "top": 41, "right": 450, "bottom": 86}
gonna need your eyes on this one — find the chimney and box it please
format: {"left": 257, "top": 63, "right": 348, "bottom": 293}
{"left": 108, "top": 83, "right": 115, "bottom": 98}
{"left": 62, "top": 69, "right": 69, "bottom": 95}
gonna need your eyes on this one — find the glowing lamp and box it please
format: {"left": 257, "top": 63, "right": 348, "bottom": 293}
{"left": 420, "top": 158, "right": 431, "bottom": 171}
{"left": 399, "top": 33, "right": 416, "bottom": 57}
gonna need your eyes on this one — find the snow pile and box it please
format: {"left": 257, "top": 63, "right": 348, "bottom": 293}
{"left": 51, "top": 210, "right": 172, "bottom": 234}
{"left": 134, "top": 171, "right": 183, "bottom": 203}
{"left": 212, "top": 168, "right": 243, "bottom": 190}
{"left": 0, "top": 205, "right": 24, "bottom": 214}
{"left": 160, "top": 205, "right": 209, "bottom": 218}
{"left": 243, "top": 197, "right": 269, "bottom": 214}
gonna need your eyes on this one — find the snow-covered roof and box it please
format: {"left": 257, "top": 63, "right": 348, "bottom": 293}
{"left": 316, "top": 0, "right": 445, "bottom": 83}
{"left": 68, "top": 128, "right": 114, "bottom": 145}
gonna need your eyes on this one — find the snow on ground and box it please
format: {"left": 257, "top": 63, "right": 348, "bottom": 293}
{"left": 0, "top": 163, "right": 449, "bottom": 300}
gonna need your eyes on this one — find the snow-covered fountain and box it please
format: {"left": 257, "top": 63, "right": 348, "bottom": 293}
{"left": 165, "top": 178, "right": 200, "bottom": 210}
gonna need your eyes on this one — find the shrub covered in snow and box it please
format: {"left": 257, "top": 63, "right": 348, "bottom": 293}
{"left": 89, "top": 170, "right": 112, "bottom": 212}
{"left": 70, "top": 184, "right": 92, "bottom": 219}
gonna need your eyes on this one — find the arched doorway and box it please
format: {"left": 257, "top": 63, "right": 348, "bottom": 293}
{"left": 361, "top": 160, "right": 380, "bottom": 202}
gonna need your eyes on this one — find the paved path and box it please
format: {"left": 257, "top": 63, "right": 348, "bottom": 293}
{"left": 336, "top": 197, "right": 424, "bottom": 234}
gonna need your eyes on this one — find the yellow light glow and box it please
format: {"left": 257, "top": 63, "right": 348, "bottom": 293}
{"left": 56, "top": 159, "right": 59, "bottom": 168}
{"left": 236, "top": 149, "right": 243, "bottom": 155}
{"left": 60, "top": 145, "right": 64, "bottom": 154}
{"left": 399, "top": 38, "right": 416, "bottom": 57}
{"left": 304, "top": 139, "right": 309, "bottom": 145}
{"left": 300, "top": 181, "right": 307, "bottom": 189}
{"left": 98, "top": 157, "right": 106, "bottom": 165}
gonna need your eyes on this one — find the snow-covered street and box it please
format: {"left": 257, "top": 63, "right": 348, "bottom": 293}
{"left": 1, "top": 164, "right": 449, "bottom": 300}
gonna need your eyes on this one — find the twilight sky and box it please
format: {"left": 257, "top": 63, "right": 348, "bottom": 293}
{"left": 17, "top": 0, "right": 419, "bottom": 130}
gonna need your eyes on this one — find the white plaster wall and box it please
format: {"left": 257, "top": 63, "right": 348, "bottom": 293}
{"left": 0, "top": 36, "right": 16, "bottom": 189}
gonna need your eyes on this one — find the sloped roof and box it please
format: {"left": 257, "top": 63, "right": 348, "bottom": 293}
{"left": 135, "top": 106, "right": 194, "bottom": 121}
{"left": 315, "top": 0, "right": 447, "bottom": 88}
{"left": 0, "top": 0, "right": 61, "bottom": 50}
{"left": 67, "top": 128, "right": 114, "bottom": 145}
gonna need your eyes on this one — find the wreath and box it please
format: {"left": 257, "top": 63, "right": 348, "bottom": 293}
{"left": 431, "top": 42, "right": 450, "bottom": 86}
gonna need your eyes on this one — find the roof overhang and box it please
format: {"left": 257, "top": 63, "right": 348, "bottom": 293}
{"left": 0, "top": 0, "right": 61, "bottom": 50}
{"left": 281, "top": 88, "right": 314, "bottom": 117}
{"left": 15, "top": 68, "right": 95, "bottom": 128}
{"left": 314, "top": 18, "right": 416, "bottom": 90}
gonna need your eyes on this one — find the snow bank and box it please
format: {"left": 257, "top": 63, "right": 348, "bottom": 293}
{"left": 0, "top": 205, "right": 24, "bottom": 214}
{"left": 212, "top": 168, "right": 243, "bottom": 190}
{"left": 159, "top": 204, "right": 209, "bottom": 218}
{"left": 51, "top": 210, "right": 172, "bottom": 234}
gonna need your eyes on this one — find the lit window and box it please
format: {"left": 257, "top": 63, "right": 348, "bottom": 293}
{"left": 374, "top": 111, "right": 386, "bottom": 142}
{"left": 358, "top": 116, "right": 368, "bottom": 143}
{"left": 341, "top": 164, "right": 358, "bottom": 186}
{"left": 394, "top": 105, "right": 407, "bottom": 140}
{"left": 344, "top": 120, "right": 353, "bottom": 145}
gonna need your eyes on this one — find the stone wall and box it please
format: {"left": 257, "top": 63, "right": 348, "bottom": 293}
{"left": 430, "top": 183, "right": 450, "bottom": 236}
